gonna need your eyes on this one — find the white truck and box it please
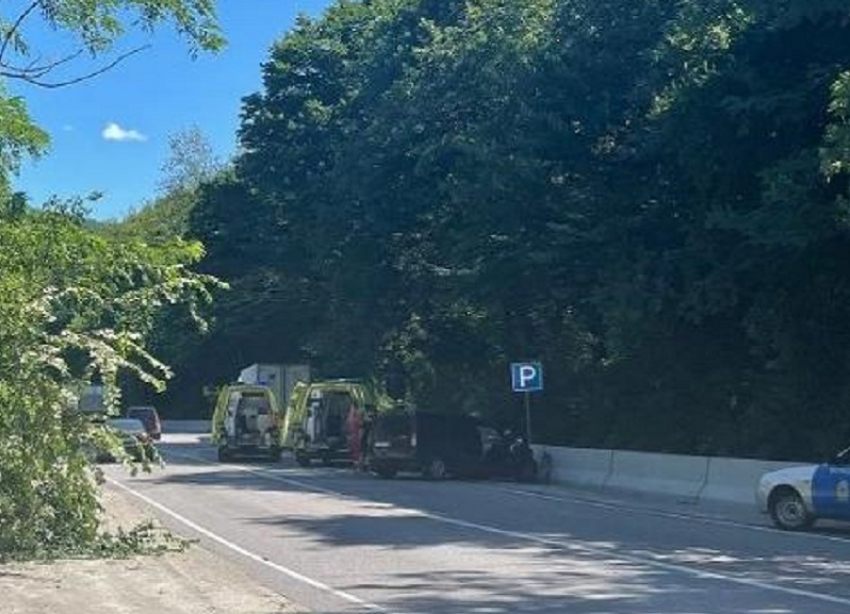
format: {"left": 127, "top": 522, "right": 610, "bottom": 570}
{"left": 237, "top": 363, "right": 311, "bottom": 410}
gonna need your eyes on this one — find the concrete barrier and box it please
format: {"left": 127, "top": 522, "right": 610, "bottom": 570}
{"left": 162, "top": 420, "right": 211, "bottom": 434}
{"left": 534, "top": 444, "right": 805, "bottom": 507}
{"left": 605, "top": 450, "right": 710, "bottom": 501}
{"left": 699, "top": 457, "right": 803, "bottom": 505}
{"left": 536, "top": 446, "right": 613, "bottom": 488}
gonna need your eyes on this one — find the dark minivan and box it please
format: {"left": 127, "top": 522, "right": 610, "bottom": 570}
{"left": 367, "top": 409, "right": 484, "bottom": 479}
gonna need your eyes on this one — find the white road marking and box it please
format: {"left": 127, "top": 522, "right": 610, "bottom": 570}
{"left": 146, "top": 448, "right": 850, "bottom": 609}
{"left": 424, "top": 512, "right": 850, "bottom": 607}
{"left": 107, "top": 477, "right": 397, "bottom": 614}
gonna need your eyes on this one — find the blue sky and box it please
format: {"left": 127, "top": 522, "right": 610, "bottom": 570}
{"left": 9, "top": 1, "right": 334, "bottom": 221}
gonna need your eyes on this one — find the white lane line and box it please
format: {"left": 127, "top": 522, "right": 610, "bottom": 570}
{"left": 161, "top": 451, "right": 850, "bottom": 609}
{"left": 424, "top": 512, "right": 850, "bottom": 607}
{"left": 106, "top": 477, "right": 395, "bottom": 614}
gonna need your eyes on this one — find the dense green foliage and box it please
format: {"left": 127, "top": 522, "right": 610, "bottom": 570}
{"left": 0, "top": 0, "right": 223, "bottom": 560}
{"left": 142, "top": 0, "right": 850, "bottom": 461}
{"left": 0, "top": 202, "right": 220, "bottom": 560}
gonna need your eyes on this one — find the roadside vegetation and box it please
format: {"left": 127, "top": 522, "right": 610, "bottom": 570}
{"left": 0, "top": 0, "right": 223, "bottom": 561}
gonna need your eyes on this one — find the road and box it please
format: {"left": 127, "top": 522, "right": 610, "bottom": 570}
{"left": 105, "top": 432, "right": 850, "bottom": 614}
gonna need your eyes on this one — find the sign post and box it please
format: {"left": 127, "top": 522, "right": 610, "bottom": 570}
{"left": 510, "top": 362, "right": 543, "bottom": 444}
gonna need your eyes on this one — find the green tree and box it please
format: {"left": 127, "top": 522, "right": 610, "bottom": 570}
{"left": 0, "top": 204, "right": 222, "bottom": 560}
{"left": 189, "top": 0, "right": 850, "bottom": 459}
{"left": 0, "top": 0, "right": 224, "bottom": 559}
{"left": 101, "top": 127, "right": 226, "bottom": 244}
{"left": 158, "top": 125, "right": 224, "bottom": 195}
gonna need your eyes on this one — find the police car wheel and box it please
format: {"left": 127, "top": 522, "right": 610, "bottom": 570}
{"left": 770, "top": 489, "right": 813, "bottom": 531}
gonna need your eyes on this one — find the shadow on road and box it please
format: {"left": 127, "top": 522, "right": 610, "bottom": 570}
{"left": 134, "top": 438, "right": 850, "bottom": 614}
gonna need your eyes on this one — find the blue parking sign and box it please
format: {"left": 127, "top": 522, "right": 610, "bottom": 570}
{"left": 511, "top": 362, "right": 543, "bottom": 392}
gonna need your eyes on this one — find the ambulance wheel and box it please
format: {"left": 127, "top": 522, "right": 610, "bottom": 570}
{"left": 769, "top": 487, "right": 813, "bottom": 531}
{"left": 295, "top": 453, "right": 311, "bottom": 468}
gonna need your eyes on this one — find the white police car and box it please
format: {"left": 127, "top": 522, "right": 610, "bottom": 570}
{"left": 757, "top": 446, "right": 850, "bottom": 530}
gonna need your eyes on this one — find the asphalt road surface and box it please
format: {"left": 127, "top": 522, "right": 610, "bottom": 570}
{"left": 105, "top": 432, "right": 850, "bottom": 614}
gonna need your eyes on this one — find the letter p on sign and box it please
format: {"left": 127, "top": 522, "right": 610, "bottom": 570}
{"left": 511, "top": 362, "right": 543, "bottom": 392}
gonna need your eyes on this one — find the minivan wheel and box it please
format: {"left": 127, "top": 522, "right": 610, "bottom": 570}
{"left": 770, "top": 488, "right": 813, "bottom": 531}
{"left": 424, "top": 458, "right": 447, "bottom": 480}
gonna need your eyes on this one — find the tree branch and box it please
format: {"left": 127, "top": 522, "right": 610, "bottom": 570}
{"left": 0, "top": 45, "right": 151, "bottom": 88}
{"left": 0, "top": 0, "right": 40, "bottom": 66}
{"left": 1, "top": 49, "right": 85, "bottom": 79}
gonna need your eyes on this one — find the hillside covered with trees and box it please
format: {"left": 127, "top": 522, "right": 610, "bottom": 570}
{"left": 137, "top": 0, "right": 850, "bottom": 462}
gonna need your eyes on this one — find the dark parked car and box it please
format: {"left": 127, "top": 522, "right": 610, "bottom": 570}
{"left": 367, "top": 410, "right": 485, "bottom": 479}
{"left": 126, "top": 405, "right": 162, "bottom": 440}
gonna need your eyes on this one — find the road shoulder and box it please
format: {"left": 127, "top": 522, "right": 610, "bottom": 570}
{"left": 0, "top": 481, "right": 303, "bottom": 614}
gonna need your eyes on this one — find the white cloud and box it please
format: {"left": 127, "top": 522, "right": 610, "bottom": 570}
{"left": 102, "top": 122, "right": 147, "bottom": 142}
